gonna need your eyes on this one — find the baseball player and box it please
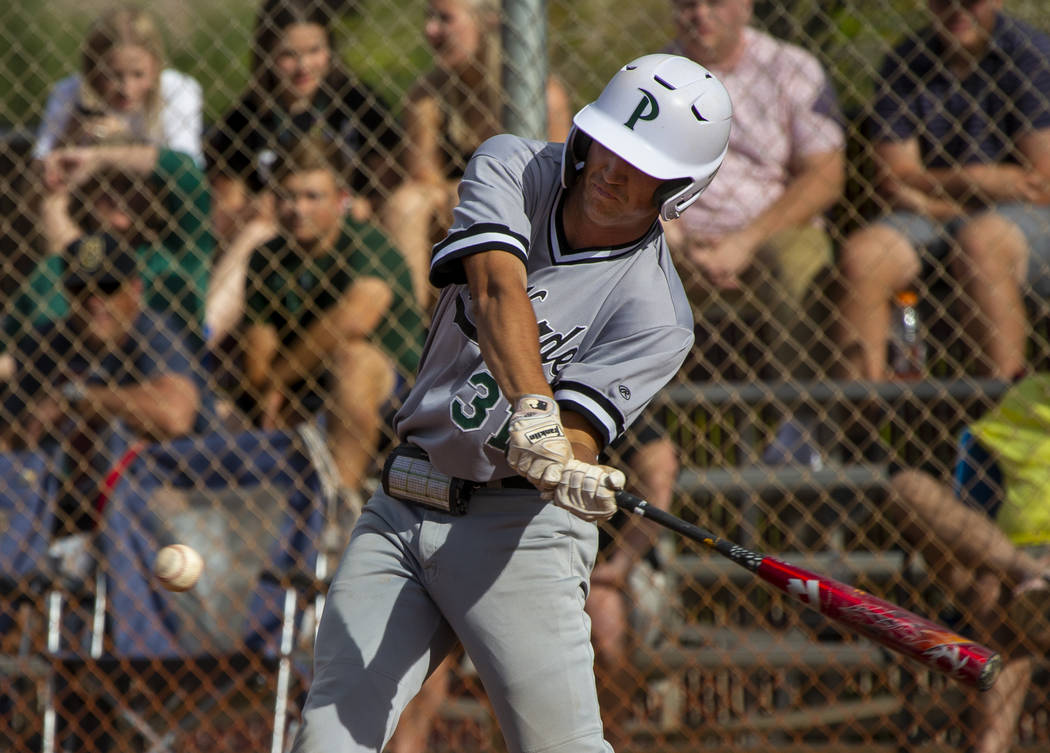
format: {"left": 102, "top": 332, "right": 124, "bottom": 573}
{"left": 291, "top": 53, "right": 732, "bottom": 753}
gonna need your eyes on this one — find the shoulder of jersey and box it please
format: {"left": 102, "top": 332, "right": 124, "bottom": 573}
{"left": 475, "top": 133, "right": 557, "bottom": 164}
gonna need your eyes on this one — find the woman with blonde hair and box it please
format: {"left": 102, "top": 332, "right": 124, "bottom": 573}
{"left": 381, "top": 0, "right": 572, "bottom": 309}
{"left": 33, "top": 5, "right": 203, "bottom": 165}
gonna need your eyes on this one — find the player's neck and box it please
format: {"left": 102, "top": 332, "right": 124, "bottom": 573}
{"left": 561, "top": 184, "right": 657, "bottom": 250}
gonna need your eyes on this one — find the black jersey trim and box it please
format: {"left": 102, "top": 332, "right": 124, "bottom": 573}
{"left": 431, "top": 223, "right": 530, "bottom": 286}
{"left": 556, "top": 397, "right": 616, "bottom": 447}
{"left": 554, "top": 380, "right": 626, "bottom": 444}
{"left": 548, "top": 192, "right": 662, "bottom": 266}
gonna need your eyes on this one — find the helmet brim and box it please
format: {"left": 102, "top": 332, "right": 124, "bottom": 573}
{"left": 574, "top": 103, "right": 692, "bottom": 182}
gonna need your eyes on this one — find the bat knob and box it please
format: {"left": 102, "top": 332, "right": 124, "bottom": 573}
{"left": 977, "top": 652, "right": 1002, "bottom": 692}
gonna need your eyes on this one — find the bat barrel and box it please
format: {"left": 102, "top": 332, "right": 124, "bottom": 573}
{"left": 756, "top": 556, "right": 1002, "bottom": 690}
{"left": 616, "top": 491, "right": 1003, "bottom": 691}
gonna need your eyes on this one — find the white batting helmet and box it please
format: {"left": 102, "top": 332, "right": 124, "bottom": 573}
{"left": 562, "top": 53, "right": 733, "bottom": 221}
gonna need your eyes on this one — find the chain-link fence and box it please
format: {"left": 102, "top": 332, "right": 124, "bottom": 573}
{"left": 2, "top": 0, "right": 1050, "bottom": 751}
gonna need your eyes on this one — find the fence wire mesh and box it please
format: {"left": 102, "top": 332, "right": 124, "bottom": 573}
{"left": 2, "top": 0, "right": 1050, "bottom": 751}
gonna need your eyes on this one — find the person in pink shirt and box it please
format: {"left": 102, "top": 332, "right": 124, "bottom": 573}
{"left": 664, "top": 0, "right": 845, "bottom": 366}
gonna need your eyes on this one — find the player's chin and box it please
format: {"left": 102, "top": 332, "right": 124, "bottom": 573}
{"left": 583, "top": 189, "right": 623, "bottom": 218}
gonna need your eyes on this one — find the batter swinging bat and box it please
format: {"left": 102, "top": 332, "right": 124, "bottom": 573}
{"left": 616, "top": 491, "right": 1002, "bottom": 691}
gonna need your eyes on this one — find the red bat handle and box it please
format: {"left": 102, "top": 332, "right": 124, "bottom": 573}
{"left": 757, "top": 557, "right": 1001, "bottom": 690}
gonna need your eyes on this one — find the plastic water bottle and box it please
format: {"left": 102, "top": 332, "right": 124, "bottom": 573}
{"left": 888, "top": 289, "right": 926, "bottom": 379}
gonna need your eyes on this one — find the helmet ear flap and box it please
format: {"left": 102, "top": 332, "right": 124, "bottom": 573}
{"left": 653, "top": 178, "right": 691, "bottom": 214}
{"left": 561, "top": 127, "right": 594, "bottom": 189}
{"left": 573, "top": 131, "right": 593, "bottom": 165}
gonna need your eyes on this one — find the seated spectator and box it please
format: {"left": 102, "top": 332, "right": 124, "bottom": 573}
{"left": 589, "top": 416, "right": 680, "bottom": 750}
{"left": 663, "top": 0, "right": 845, "bottom": 374}
{"left": 886, "top": 373, "right": 1050, "bottom": 753}
{"left": 0, "top": 135, "right": 42, "bottom": 383}
{"left": 835, "top": 0, "right": 1050, "bottom": 381}
{"left": 380, "top": 0, "right": 572, "bottom": 309}
{"left": 33, "top": 5, "right": 203, "bottom": 166}
{"left": 8, "top": 143, "right": 214, "bottom": 348}
{"left": 206, "top": 0, "right": 399, "bottom": 242}
{"left": 0, "top": 234, "right": 203, "bottom": 533}
{"left": 241, "top": 134, "right": 424, "bottom": 504}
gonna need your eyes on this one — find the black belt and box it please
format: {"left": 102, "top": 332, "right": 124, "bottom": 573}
{"left": 479, "top": 475, "right": 536, "bottom": 490}
{"left": 382, "top": 445, "right": 536, "bottom": 515}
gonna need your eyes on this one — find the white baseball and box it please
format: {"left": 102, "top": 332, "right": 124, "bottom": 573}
{"left": 154, "top": 544, "right": 204, "bottom": 592}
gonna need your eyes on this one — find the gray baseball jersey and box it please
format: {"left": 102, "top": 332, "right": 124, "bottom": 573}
{"left": 394, "top": 133, "right": 694, "bottom": 482}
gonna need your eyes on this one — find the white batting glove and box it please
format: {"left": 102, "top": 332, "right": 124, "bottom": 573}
{"left": 506, "top": 394, "right": 573, "bottom": 489}
{"left": 544, "top": 459, "right": 625, "bottom": 522}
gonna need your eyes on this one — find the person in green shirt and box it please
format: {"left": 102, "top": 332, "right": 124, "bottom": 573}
{"left": 11, "top": 143, "right": 213, "bottom": 348}
{"left": 243, "top": 134, "right": 424, "bottom": 500}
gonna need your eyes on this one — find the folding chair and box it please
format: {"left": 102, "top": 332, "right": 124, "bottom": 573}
{"left": 9, "top": 426, "right": 327, "bottom": 753}
{"left": 0, "top": 447, "right": 62, "bottom": 750}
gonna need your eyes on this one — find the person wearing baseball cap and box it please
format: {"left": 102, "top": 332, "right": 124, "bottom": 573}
{"left": 64, "top": 232, "right": 138, "bottom": 292}
{"left": 1, "top": 232, "right": 204, "bottom": 532}
{"left": 6, "top": 141, "right": 213, "bottom": 354}
{"left": 291, "top": 54, "right": 731, "bottom": 753}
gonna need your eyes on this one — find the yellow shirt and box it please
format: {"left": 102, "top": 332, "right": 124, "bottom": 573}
{"left": 970, "top": 374, "right": 1050, "bottom": 545}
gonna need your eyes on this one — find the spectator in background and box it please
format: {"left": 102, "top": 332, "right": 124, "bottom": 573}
{"left": 241, "top": 134, "right": 424, "bottom": 507}
{"left": 206, "top": 0, "right": 399, "bottom": 243}
{"left": 887, "top": 373, "right": 1050, "bottom": 753}
{"left": 0, "top": 137, "right": 43, "bottom": 382}
{"left": 0, "top": 234, "right": 203, "bottom": 533}
{"left": 586, "top": 418, "right": 679, "bottom": 750}
{"left": 663, "top": 0, "right": 845, "bottom": 371}
{"left": 835, "top": 0, "right": 1050, "bottom": 381}
{"left": 380, "top": 0, "right": 572, "bottom": 309}
{"left": 33, "top": 5, "right": 203, "bottom": 166}
{"left": 8, "top": 144, "right": 214, "bottom": 348}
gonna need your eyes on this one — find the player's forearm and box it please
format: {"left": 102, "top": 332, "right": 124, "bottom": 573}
{"left": 473, "top": 283, "right": 552, "bottom": 402}
{"left": 465, "top": 252, "right": 552, "bottom": 401}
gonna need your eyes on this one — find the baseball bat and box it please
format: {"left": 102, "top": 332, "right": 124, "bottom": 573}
{"left": 616, "top": 490, "right": 1002, "bottom": 691}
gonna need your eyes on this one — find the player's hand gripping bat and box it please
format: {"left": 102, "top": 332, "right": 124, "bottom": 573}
{"left": 616, "top": 491, "right": 1001, "bottom": 690}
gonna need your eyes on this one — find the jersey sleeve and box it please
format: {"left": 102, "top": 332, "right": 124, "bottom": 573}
{"left": 159, "top": 70, "right": 205, "bottom": 167}
{"left": 870, "top": 39, "right": 923, "bottom": 144}
{"left": 429, "top": 135, "right": 536, "bottom": 288}
{"left": 787, "top": 53, "right": 844, "bottom": 160}
{"left": 552, "top": 300, "right": 694, "bottom": 447}
{"left": 33, "top": 76, "right": 79, "bottom": 160}
{"left": 245, "top": 244, "right": 276, "bottom": 324}
{"left": 1010, "top": 28, "right": 1050, "bottom": 134}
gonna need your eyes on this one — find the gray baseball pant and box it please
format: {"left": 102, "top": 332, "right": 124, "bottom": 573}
{"left": 290, "top": 486, "right": 614, "bottom": 753}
